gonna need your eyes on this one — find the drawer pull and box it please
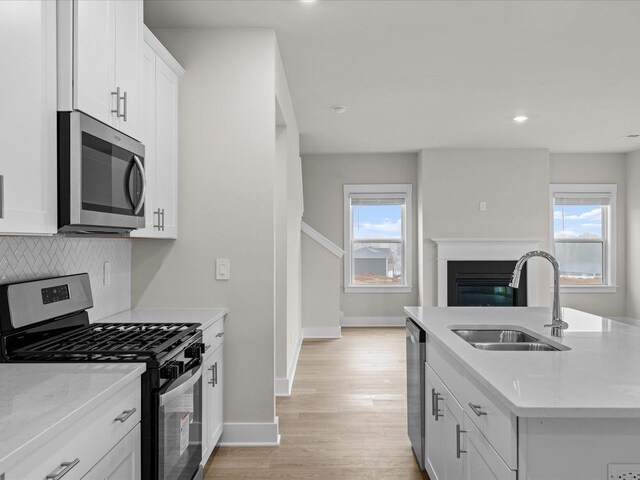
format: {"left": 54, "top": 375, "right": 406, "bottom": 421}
{"left": 433, "top": 391, "right": 443, "bottom": 421}
{"left": 456, "top": 424, "right": 467, "bottom": 458}
{"left": 215, "top": 332, "right": 224, "bottom": 338}
{"left": 114, "top": 408, "right": 137, "bottom": 423}
{"left": 46, "top": 458, "right": 79, "bottom": 480}
{"left": 468, "top": 402, "right": 487, "bottom": 417}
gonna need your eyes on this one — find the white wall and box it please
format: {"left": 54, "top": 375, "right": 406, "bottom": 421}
{"left": 626, "top": 149, "right": 640, "bottom": 318}
{"left": 301, "top": 234, "right": 341, "bottom": 334}
{"left": 419, "top": 149, "right": 551, "bottom": 306}
{"left": 301, "top": 153, "right": 419, "bottom": 319}
{"left": 275, "top": 40, "right": 303, "bottom": 383}
{"left": 131, "top": 28, "right": 279, "bottom": 428}
{"left": 550, "top": 153, "right": 627, "bottom": 318}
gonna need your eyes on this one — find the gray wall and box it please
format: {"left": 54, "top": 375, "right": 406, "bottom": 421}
{"left": 301, "top": 153, "right": 419, "bottom": 318}
{"left": 131, "top": 28, "right": 280, "bottom": 426}
{"left": 0, "top": 236, "right": 130, "bottom": 321}
{"left": 550, "top": 153, "right": 627, "bottom": 318}
{"left": 419, "top": 149, "right": 551, "bottom": 307}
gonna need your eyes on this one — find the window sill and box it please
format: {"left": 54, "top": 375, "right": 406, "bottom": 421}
{"left": 551, "top": 285, "right": 619, "bottom": 294}
{"left": 344, "top": 285, "right": 413, "bottom": 294}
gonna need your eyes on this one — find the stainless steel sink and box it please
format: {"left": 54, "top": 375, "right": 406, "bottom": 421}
{"left": 452, "top": 329, "right": 539, "bottom": 344}
{"left": 472, "top": 342, "right": 559, "bottom": 352}
{"left": 451, "top": 328, "right": 563, "bottom": 352}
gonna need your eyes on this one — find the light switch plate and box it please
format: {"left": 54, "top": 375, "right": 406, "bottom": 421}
{"left": 609, "top": 464, "right": 640, "bottom": 480}
{"left": 479, "top": 201, "right": 487, "bottom": 211}
{"left": 216, "top": 258, "right": 230, "bottom": 280}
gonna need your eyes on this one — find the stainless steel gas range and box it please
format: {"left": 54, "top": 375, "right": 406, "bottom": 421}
{"left": 0, "top": 273, "right": 204, "bottom": 480}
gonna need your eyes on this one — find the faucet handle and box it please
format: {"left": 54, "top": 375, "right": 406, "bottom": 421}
{"left": 544, "top": 320, "right": 568, "bottom": 329}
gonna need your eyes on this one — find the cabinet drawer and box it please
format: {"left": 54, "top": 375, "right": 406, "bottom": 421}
{"left": 202, "top": 319, "right": 224, "bottom": 360}
{"left": 5, "top": 378, "right": 141, "bottom": 480}
{"left": 465, "top": 413, "right": 516, "bottom": 480}
{"left": 426, "top": 337, "right": 517, "bottom": 469}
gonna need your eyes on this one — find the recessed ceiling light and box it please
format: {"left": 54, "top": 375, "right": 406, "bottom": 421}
{"left": 300, "top": 0, "right": 317, "bottom": 3}
{"left": 513, "top": 115, "right": 528, "bottom": 123}
{"left": 332, "top": 105, "right": 348, "bottom": 114}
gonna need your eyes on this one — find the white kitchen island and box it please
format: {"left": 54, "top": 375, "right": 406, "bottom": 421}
{"left": 405, "top": 306, "right": 640, "bottom": 480}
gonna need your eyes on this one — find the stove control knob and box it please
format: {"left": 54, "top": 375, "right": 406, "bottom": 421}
{"left": 161, "top": 361, "right": 184, "bottom": 380}
{"left": 185, "top": 342, "right": 205, "bottom": 359}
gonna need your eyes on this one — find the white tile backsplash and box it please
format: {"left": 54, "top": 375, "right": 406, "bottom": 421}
{"left": 0, "top": 236, "right": 131, "bottom": 321}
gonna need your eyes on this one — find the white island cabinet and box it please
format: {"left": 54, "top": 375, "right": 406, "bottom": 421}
{"left": 0, "top": 0, "right": 57, "bottom": 235}
{"left": 0, "top": 364, "right": 145, "bottom": 480}
{"left": 58, "top": 0, "right": 144, "bottom": 141}
{"left": 406, "top": 306, "right": 640, "bottom": 480}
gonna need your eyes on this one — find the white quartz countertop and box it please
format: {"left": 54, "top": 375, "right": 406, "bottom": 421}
{"left": 97, "top": 307, "right": 227, "bottom": 330}
{"left": 0, "top": 363, "right": 145, "bottom": 473}
{"left": 405, "top": 306, "right": 640, "bottom": 418}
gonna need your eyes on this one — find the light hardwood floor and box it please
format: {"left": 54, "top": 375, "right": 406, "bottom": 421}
{"left": 204, "top": 327, "right": 429, "bottom": 479}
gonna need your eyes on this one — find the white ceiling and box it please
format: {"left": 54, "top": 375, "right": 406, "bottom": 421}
{"left": 145, "top": 0, "right": 640, "bottom": 155}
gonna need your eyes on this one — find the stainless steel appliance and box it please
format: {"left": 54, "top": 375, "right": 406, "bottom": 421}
{"left": 58, "top": 111, "right": 146, "bottom": 235}
{"left": 0, "top": 273, "right": 204, "bottom": 480}
{"left": 406, "top": 318, "right": 426, "bottom": 469}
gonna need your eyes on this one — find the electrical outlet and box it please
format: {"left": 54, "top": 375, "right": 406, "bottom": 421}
{"left": 609, "top": 464, "right": 640, "bottom": 480}
{"left": 479, "top": 201, "right": 487, "bottom": 212}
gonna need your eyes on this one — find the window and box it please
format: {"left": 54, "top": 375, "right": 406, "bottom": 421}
{"left": 344, "top": 184, "right": 412, "bottom": 293}
{"left": 550, "top": 184, "right": 617, "bottom": 290}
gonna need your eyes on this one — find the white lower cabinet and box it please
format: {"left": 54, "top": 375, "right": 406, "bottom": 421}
{"left": 425, "top": 360, "right": 516, "bottom": 480}
{"left": 464, "top": 416, "right": 515, "bottom": 480}
{"left": 201, "top": 319, "right": 225, "bottom": 465}
{"left": 426, "top": 364, "right": 466, "bottom": 480}
{"left": 4, "top": 379, "right": 141, "bottom": 480}
{"left": 88, "top": 424, "right": 141, "bottom": 480}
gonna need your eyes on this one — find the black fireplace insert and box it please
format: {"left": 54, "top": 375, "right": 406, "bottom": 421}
{"left": 447, "top": 261, "right": 527, "bottom": 307}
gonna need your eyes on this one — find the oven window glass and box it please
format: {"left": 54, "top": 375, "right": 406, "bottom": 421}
{"left": 81, "top": 132, "right": 144, "bottom": 216}
{"left": 159, "top": 371, "right": 202, "bottom": 480}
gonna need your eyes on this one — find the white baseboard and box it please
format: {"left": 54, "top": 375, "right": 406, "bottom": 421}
{"left": 218, "top": 417, "right": 280, "bottom": 446}
{"left": 302, "top": 326, "right": 342, "bottom": 339}
{"left": 275, "top": 333, "right": 303, "bottom": 397}
{"left": 341, "top": 316, "right": 406, "bottom": 327}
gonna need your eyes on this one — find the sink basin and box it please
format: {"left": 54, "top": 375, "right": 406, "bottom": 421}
{"left": 472, "top": 342, "right": 559, "bottom": 352}
{"left": 452, "top": 329, "right": 539, "bottom": 344}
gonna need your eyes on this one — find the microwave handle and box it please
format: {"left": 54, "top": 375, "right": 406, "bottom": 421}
{"left": 130, "top": 155, "right": 146, "bottom": 215}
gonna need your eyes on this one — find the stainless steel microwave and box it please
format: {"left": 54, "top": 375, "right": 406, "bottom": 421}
{"left": 58, "top": 111, "right": 146, "bottom": 235}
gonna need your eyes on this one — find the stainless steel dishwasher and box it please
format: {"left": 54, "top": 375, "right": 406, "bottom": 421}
{"left": 406, "top": 318, "right": 426, "bottom": 469}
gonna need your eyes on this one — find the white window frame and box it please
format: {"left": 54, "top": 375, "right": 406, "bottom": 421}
{"left": 550, "top": 183, "right": 617, "bottom": 293}
{"left": 343, "top": 184, "right": 413, "bottom": 294}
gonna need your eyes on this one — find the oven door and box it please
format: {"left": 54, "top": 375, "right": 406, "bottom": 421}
{"left": 158, "top": 362, "right": 203, "bottom": 480}
{"left": 65, "top": 112, "right": 146, "bottom": 231}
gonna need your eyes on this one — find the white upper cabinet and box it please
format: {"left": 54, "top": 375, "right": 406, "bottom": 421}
{"left": 61, "top": 0, "right": 143, "bottom": 140}
{"left": 0, "top": 0, "right": 57, "bottom": 235}
{"left": 131, "top": 27, "right": 183, "bottom": 239}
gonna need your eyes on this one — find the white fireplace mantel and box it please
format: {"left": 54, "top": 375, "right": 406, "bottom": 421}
{"left": 431, "top": 238, "right": 543, "bottom": 307}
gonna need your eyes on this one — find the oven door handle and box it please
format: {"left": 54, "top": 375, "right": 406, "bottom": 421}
{"left": 159, "top": 363, "right": 202, "bottom": 407}
{"left": 129, "top": 155, "right": 146, "bottom": 215}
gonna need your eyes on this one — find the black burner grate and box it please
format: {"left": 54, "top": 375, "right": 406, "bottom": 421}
{"left": 12, "top": 322, "right": 199, "bottom": 361}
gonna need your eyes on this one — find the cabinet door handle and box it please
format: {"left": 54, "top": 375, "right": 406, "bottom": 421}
{"left": 456, "top": 424, "right": 467, "bottom": 458}
{"left": 154, "top": 209, "right": 162, "bottom": 230}
{"left": 214, "top": 362, "right": 218, "bottom": 386}
{"left": 0, "top": 175, "right": 4, "bottom": 219}
{"left": 208, "top": 365, "right": 215, "bottom": 385}
{"left": 111, "top": 87, "right": 121, "bottom": 117}
{"left": 46, "top": 458, "right": 80, "bottom": 480}
{"left": 161, "top": 208, "right": 165, "bottom": 231}
{"left": 468, "top": 403, "right": 487, "bottom": 417}
{"left": 434, "top": 392, "right": 443, "bottom": 421}
{"left": 114, "top": 408, "right": 137, "bottom": 423}
{"left": 431, "top": 388, "right": 436, "bottom": 417}
{"left": 122, "top": 90, "right": 128, "bottom": 121}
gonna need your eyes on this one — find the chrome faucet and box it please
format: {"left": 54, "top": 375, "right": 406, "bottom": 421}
{"left": 509, "top": 250, "right": 568, "bottom": 337}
